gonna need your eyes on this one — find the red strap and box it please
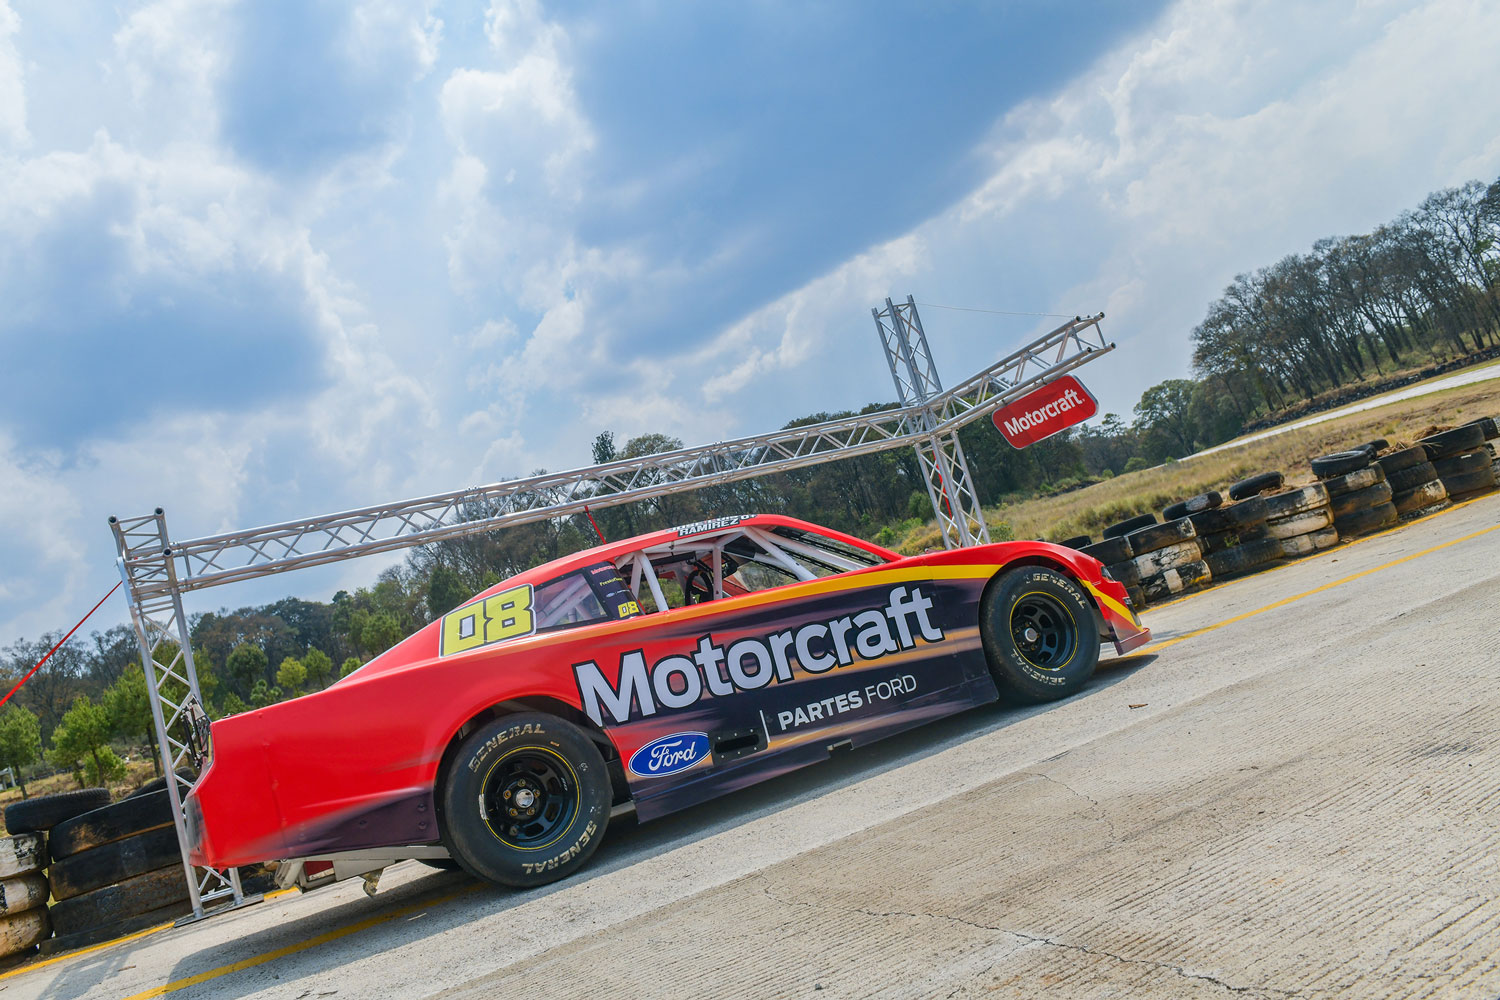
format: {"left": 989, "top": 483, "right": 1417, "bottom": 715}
{"left": 0, "top": 582, "right": 122, "bottom": 710}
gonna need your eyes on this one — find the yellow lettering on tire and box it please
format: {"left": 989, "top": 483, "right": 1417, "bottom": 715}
{"left": 441, "top": 584, "right": 536, "bottom": 655}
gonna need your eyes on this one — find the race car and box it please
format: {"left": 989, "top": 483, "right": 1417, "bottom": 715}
{"left": 184, "top": 513, "right": 1149, "bottom": 891}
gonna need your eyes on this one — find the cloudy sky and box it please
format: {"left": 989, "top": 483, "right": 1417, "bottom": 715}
{"left": 3, "top": 0, "right": 1498, "bottom": 646}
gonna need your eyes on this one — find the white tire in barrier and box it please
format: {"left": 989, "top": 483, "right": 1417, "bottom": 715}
{"left": 1264, "top": 505, "right": 1333, "bottom": 539}
{"left": 0, "top": 907, "right": 49, "bottom": 957}
{"left": 0, "top": 835, "right": 44, "bottom": 879}
{"left": 1263, "top": 483, "right": 1330, "bottom": 520}
{"left": 0, "top": 873, "right": 48, "bottom": 916}
{"left": 1131, "top": 539, "right": 1204, "bottom": 577}
{"left": 1280, "top": 526, "right": 1339, "bottom": 558}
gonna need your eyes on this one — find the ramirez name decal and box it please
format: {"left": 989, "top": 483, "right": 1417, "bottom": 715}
{"left": 573, "top": 585, "right": 944, "bottom": 727}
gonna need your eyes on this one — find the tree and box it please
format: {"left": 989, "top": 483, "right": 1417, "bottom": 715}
{"left": 360, "top": 614, "right": 403, "bottom": 657}
{"left": 340, "top": 656, "right": 363, "bottom": 678}
{"left": 104, "top": 666, "right": 161, "bottom": 776}
{"left": 428, "top": 565, "right": 470, "bottom": 619}
{"left": 302, "top": 648, "right": 333, "bottom": 690}
{"left": 249, "top": 679, "right": 281, "bottom": 708}
{"left": 1133, "top": 380, "right": 1199, "bottom": 459}
{"left": 47, "top": 696, "right": 125, "bottom": 788}
{"left": 0, "top": 705, "right": 41, "bottom": 798}
{"left": 225, "top": 644, "right": 268, "bottom": 698}
{"left": 275, "top": 657, "right": 306, "bottom": 697}
{"left": 217, "top": 691, "right": 247, "bottom": 718}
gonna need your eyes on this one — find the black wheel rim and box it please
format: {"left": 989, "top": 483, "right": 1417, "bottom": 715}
{"left": 482, "top": 749, "right": 579, "bottom": 850}
{"left": 1010, "top": 593, "right": 1077, "bottom": 670}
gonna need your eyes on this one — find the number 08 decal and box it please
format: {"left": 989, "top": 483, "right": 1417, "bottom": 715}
{"left": 441, "top": 584, "right": 536, "bottom": 656}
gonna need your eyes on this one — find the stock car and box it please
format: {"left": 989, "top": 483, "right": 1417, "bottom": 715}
{"left": 184, "top": 514, "right": 1149, "bottom": 891}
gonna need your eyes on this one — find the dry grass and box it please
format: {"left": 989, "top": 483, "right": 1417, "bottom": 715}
{"left": 894, "top": 379, "right": 1500, "bottom": 551}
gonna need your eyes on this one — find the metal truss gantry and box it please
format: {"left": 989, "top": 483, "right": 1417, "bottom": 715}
{"left": 875, "top": 296, "right": 987, "bottom": 548}
{"left": 111, "top": 300, "right": 1111, "bottom": 920}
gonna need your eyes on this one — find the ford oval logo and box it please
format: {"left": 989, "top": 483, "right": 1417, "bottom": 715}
{"left": 628, "top": 732, "right": 710, "bottom": 778}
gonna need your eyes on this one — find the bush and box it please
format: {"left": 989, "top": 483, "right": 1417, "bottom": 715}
{"left": 1123, "top": 456, "right": 1150, "bottom": 473}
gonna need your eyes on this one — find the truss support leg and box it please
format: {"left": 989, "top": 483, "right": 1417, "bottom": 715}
{"left": 111, "top": 510, "right": 262, "bottom": 924}
{"left": 915, "top": 433, "right": 991, "bottom": 549}
{"left": 875, "top": 296, "right": 992, "bottom": 548}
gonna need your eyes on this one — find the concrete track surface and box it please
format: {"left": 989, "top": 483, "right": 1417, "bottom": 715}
{"left": 11, "top": 494, "right": 1500, "bottom": 1000}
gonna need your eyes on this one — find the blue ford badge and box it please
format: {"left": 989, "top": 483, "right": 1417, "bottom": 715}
{"left": 628, "top": 732, "right": 711, "bottom": 778}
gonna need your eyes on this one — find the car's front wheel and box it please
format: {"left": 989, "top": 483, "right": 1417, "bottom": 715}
{"left": 980, "top": 566, "right": 1100, "bottom": 703}
{"left": 441, "top": 713, "right": 611, "bottom": 888}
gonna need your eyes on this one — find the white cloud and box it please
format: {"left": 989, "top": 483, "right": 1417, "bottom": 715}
{"left": 0, "top": 1, "right": 26, "bottom": 147}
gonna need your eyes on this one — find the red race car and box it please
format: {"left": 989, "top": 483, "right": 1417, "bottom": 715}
{"left": 185, "top": 514, "right": 1148, "bottom": 891}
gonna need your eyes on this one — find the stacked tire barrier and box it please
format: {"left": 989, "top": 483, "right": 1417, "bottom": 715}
{"left": 41, "top": 785, "right": 193, "bottom": 954}
{"left": 1059, "top": 416, "right": 1500, "bottom": 614}
{"left": 0, "top": 788, "right": 110, "bottom": 961}
{"left": 1313, "top": 449, "right": 1398, "bottom": 539}
{"left": 1423, "top": 423, "right": 1498, "bottom": 503}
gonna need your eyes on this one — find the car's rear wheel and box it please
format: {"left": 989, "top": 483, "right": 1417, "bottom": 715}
{"left": 441, "top": 714, "right": 611, "bottom": 888}
{"left": 979, "top": 567, "right": 1100, "bottom": 704}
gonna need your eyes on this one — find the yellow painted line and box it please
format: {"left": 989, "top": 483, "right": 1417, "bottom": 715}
{"left": 0, "top": 888, "right": 300, "bottom": 981}
{"left": 1135, "top": 518, "right": 1500, "bottom": 656}
{"left": 113, "top": 884, "right": 484, "bottom": 1000}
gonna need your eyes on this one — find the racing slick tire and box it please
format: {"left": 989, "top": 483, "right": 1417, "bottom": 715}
{"left": 1188, "top": 496, "right": 1269, "bottom": 535}
{"left": 1079, "top": 537, "right": 1132, "bottom": 566}
{"left": 1160, "top": 500, "right": 1190, "bottom": 522}
{"left": 1374, "top": 446, "right": 1427, "bottom": 476}
{"left": 1104, "top": 560, "right": 1141, "bottom": 587}
{"left": 979, "top": 567, "right": 1100, "bottom": 704}
{"left": 1393, "top": 479, "right": 1449, "bottom": 517}
{"left": 1330, "top": 480, "right": 1393, "bottom": 520}
{"left": 1310, "top": 451, "right": 1372, "bottom": 478}
{"left": 1463, "top": 415, "right": 1498, "bottom": 440}
{"left": 1262, "top": 483, "right": 1329, "bottom": 521}
{"left": 1419, "top": 424, "right": 1485, "bottom": 460}
{"left": 1333, "top": 501, "right": 1399, "bottom": 538}
{"left": 48, "top": 790, "right": 173, "bottom": 861}
{"left": 0, "top": 908, "right": 49, "bottom": 959}
{"left": 0, "top": 835, "right": 44, "bottom": 879}
{"left": 1162, "top": 491, "right": 1223, "bottom": 522}
{"left": 1432, "top": 447, "right": 1492, "bottom": 479}
{"left": 1198, "top": 522, "right": 1268, "bottom": 555}
{"left": 1139, "top": 560, "right": 1210, "bottom": 602}
{"left": 1387, "top": 461, "right": 1440, "bottom": 494}
{"left": 1321, "top": 465, "right": 1384, "bottom": 498}
{"left": 1102, "top": 513, "right": 1157, "bottom": 539}
{"left": 1279, "top": 526, "right": 1339, "bottom": 558}
{"left": 1440, "top": 465, "right": 1499, "bottom": 499}
{"left": 48, "top": 865, "right": 190, "bottom": 939}
{"left": 1204, "top": 537, "right": 1283, "bottom": 579}
{"left": 441, "top": 713, "right": 611, "bottom": 889}
{"left": 3, "top": 789, "right": 109, "bottom": 835}
{"left": 1126, "top": 518, "right": 1196, "bottom": 558}
{"left": 47, "top": 825, "right": 180, "bottom": 901}
{"left": 1228, "top": 471, "right": 1283, "bottom": 501}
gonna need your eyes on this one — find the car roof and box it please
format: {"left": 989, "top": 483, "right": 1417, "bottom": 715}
{"left": 500, "top": 513, "right": 898, "bottom": 587}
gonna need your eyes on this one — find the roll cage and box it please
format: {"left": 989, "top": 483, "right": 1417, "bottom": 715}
{"left": 611, "top": 523, "right": 890, "bottom": 613}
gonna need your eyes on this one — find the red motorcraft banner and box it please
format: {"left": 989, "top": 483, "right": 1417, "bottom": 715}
{"left": 991, "top": 375, "right": 1098, "bottom": 448}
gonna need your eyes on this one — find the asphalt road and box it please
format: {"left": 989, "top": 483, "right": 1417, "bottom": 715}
{"left": 1188, "top": 359, "right": 1500, "bottom": 458}
{"left": 9, "top": 493, "right": 1500, "bottom": 1000}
